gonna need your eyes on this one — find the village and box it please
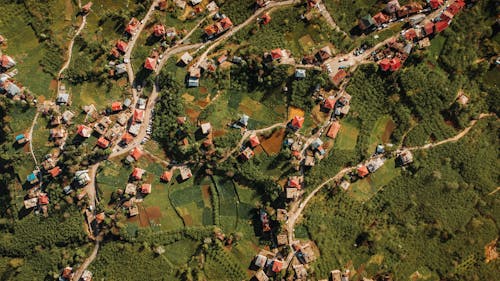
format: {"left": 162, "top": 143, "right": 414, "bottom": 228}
{"left": 0, "top": 0, "right": 493, "bottom": 280}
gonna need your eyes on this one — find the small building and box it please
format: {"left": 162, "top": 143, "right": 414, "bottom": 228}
{"left": 77, "top": 125, "right": 92, "bottom": 138}
{"left": 144, "top": 57, "right": 157, "bottom": 70}
{"left": 286, "top": 187, "right": 299, "bottom": 199}
{"left": 357, "top": 165, "right": 369, "bottom": 178}
{"left": 372, "top": 12, "right": 390, "bottom": 26}
{"left": 116, "top": 40, "right": 128, "bottom": 53}
{"left": 179, "top": 166, "right": 192, "bottom": 181}
{"left": 75, "top": 170, "right": 90, "bottom": 186}
{"left": 94, "top": 116, "right": 112, "bottom": 135}
{"left": 38, "top": 194, "right": 49, "bottom": 205}
{"left": 423, "top": 22, "right": 434, "bottom": 36}
{"left": 304, "top": 155, "right": 315, "bottom": 167}
{"left": 358, "top": 15, "right": 375, "bottom": 31}
{"left": 397, "top": 150, "right": 413, "bottom": 165}
{"left": 269, "top": 48, "right": 283, "bottom": 60}
{"left": 276, "top": 209, "right": 287, "bottom": 221}
{"left": 97, "top": 136, "right": 110, "bottom": 148}
{"left": 128, "top": 205, "right": 139, "bottom": 217}
{"left": 340, "top": 181, "right": 350, "bottom": 191}
{"left": 111, "top": 102, "right": 123, "bottom": 112}
{"left": 272, "top": 259, "right": 283, "bottom": 273}
{"left": 293, "top": 264, "right": 308, "bottom": 280}
{"left": 367, "top": 157, "right": 385, "bottom": 173}
{"left": 254, "top": 269, "right": 269, "bottom": 281}
{"left": 133, "top": 109, "right": 145, "bottom": 123}
{"left": 123, "top": 98, "right": 132, "bottom": 108}
{"left": 418, "top": 37, "right": 431, "bottom": 49}
{"left": 190, "top": 0, "right": 202, "bottom": 5}
{"left": 27, "top": 171, "right": 39, "bottom": 184}
{"left": 131, "top": 167, "right": 145, "bottom": 180}
{"left": 62, "top": 110, "right": 75, "bottom": 124}
{"left": 56, "top": 93, "right": 70, "bottom": 104}
{"left": 332, "top": 70, "right": 347, "bottom": 86}
{"left": 327, "top": 121, "right": 341, "bottom": 139}
{"left": 137, "top": 98, "right": 147, "bottom": 110}
{"left": 241, "top": 147, "right": 254, "bottom": 160}
{"left": 200, "top": 122, "right": 212, "bottom": 134}
{"left": 15, "top": 133, "right": 28, "bottom": 144}
{"left": 316, "top": 46, "right": 332, "bottom": 62}
{"left": 129, "top": 147, "right": 143, "bottom": 161}
{"left": 187, "top": 76, "right": 199, "bottom": 87}
{"left": 153, "top": 24, "right": 166, "bottom": 37}
{"left": 261, "top": 13, "right": 271, "bottom": 25}
{"left": 408, "top": 14, "right": 426, "bottom": 26}
{"left": 290, "top": 116, "right": 304, "bottom": 130}
{"left": 254, "top": 254, "right": 267, "bottom": 268}
{"left": 295, "top": 69, "right": 306, "bottom": 79}
{"left": 376, "top": 144, "right": 385, "bottom": 154}
{"left": 24, "top": 197, "right": 38, "bottom": 209}
{"left": 310, "top": 138, "right": 323, "bottom": 150}
{"left": 277, "top": 234, "right": 287, "bottom": 245}
{"left": 457, "top": 93, "right": 469, "bottom": 105}
{"left": 48, "top": 166, "right": 62, "bottom": 178}
{"left": 128, "top": 123, "right": 141, "bottom": 136}
{"left": 249, "top": 134, "right": 260, "bottom": 148}
{"left": 179, "top": 52, "right": 193, "bottom": 65}
{"left": 161, "top": 171, "right": 173, "bottom": 182}
{"left": 331, "top": 270, "right": 342, "bottom": 281}
{"left": 121, "top": 132, "right": 134, "bottom": 144}
{"left": 141, "top": 183, "right": 152, "bottom": 194}
{"left": 1, "top": 54, "right": 16, "bottom": 69}
{"left": 125, "top": 183, "right": 137, "bottom": 195}
{"left": 323, "top": 97, "right": 336, "bottom": 110}
{"left": 288, "top": 176, "right": 303, "bottom": 189}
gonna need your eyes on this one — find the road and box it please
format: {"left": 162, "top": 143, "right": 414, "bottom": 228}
{"left": 72, "top": 240, "right": 100, "bottom": 281}
{"left": 84, "top": 163, "right": 99, "bottom": 210}
{"left": 316, "top": 0, "right": 347, "bottom": 36}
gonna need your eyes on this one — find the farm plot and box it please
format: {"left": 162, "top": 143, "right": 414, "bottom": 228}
{"left": 212, "top": 176, "right": 239, "bottom": 233}
{"left": 260, "top": 128, "right": 285, "bottom": 155}
{"left": 170, "top": 177, "right": 214, "bottom": 227}
{"left": 349, "top": 158, "right": 400, "bottom": 202}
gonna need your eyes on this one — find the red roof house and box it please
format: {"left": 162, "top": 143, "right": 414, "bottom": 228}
{"left": 38, "top": 194, "right": 49, "bottom": 205}
{"left": 77, "top": 125, "right": 92, "bottom": 138}
{"left": 424, "top": 22, "right": 434, "bottom": 35}
{"left": 379, "top": 58, "right": 391, "bottom": 71}
{"left": 116, "top": 40, "right": 128, "bottom": 53}
{"left": 357, "top": 166, "right": 369, "bottom": 177}
{"left": 130, "top": 147, "right": 143, "bottom": 161}
{"left": 429, "top": 0, "right": 443, "bottom": 9}
{"left": 125, "top": 24, "right": 137, "bottom": 35}
{"left": 48, "top": 166, "right": 62, "bottom": 178}
{"left": 332, "top": 69, "right": 347, "bottom": 86}
{"left": 324, "top": 97, "right": 336, "bottom": 110}
{"left": 97, "top": 137, "right": 110, "bottom": 148}
{"left": 161, "top": 171, "right": 173, "bottom": 182}
{"left": 270, "top": 48, "right": 283, "bottom": 60}
{"left": 373, "top": 12, "right": 390, "bottom": 25}
{"left": 131, "top": 167, "right": 145, "bottom": 180}
{"left": 272, "top": 260, "right": 284, "bottom": 273}
{"left": 144, "top": 57, "right": 157, "bottom": 70}
{"left": 288, "top": 178, "right": 301, "bottom": 189}
{"left": 141, "top": 183, "right": 152, "bottom": 194}
{"left": 220, "top": 17, "right": 233, "bottom": 30}
{"left": 153, "top": 24, "right": 166, "bottom": 37}
{"left": 434, "top": 20, "right": 449, "bottom": 33}
{"left": 404, "top": 29, "right": 418, "bottom": 41}
{"left": 1, "top": 55, "right": 16, "bottom": 69}
{"left": 249, "top": 135, "right": 260, "bottom": 148}
{"left": 291, "top": 116, "right": 304, "bottom": 129}
{"left": 440, "top": 10, "right": 454, "bottom": 21}
{"left": 261, "top": 13, "right": 271, "bottom": 25}
{"left": 121, "top": 132, "right": 133, "bottom": 144}
{"left": 389, "top": 58, "right": 402, "bottom": 71}
{"left": 448, "top": 0, "right": 465, "bottom": 15}
{"left": 111, "top": 102, "right": 123, "bottom": 112}
{"left": 133, "top": 109, "right": 145, "bottom": 123}
{"left": 326, "top": 121, "right": 341, "bottom": 139}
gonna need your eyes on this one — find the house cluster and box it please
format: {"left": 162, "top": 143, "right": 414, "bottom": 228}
{"left": 374, "top": 0, "right": 467, "bottom": 71}
{"left": 0, "top": 45, "right": 28, "bottom": 101}
{"left": 289, "top": 241, "right": 318, "bottom": 280}
{"left": 59, "top": 267, "right": 93, "bottom": 281}
{"left": 302, "top": 45, "right": 333, "bottom": 66}
{"left": 184, "top": 50, "right": 245, "bottom": 87}
{"left": 204, "top": 14, "right": 233, "bottom": 40}
{"left": 357, "top": 0, "right": 424, "bottom": 32}
{"left": 325, "top": 269, "right": 351, "bottom": 281}
{"left": 240, "top": 133, "right": 260, "bottom": 161}
{"left": 163, "top": 0, "right": 219, "bottom": 16}
{"left": 252, "top": 249, "right": 285, "bottom": 281}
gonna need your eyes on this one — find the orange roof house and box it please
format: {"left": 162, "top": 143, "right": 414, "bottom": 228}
{"left": 97, "top": 136, "right": 110, "bottom": 148}
{"left": 131, "top": 167, "right": 145, "bottom": 180}
{"left": 1, "top": 54, "right": 16, "bottom": 69}
{"left": 326, "top": 121, "right": 341, "bottom": 139}
{"left": 389, "top": 58, "right": 402, "bottom": 71}
{"left": 77, "top": 125, "right": 92, "bottom": 138}
{"left": 288, "top": 178, "right": 301, "bottom": 189}
{"left": 144, "top": 57, "right": 157, "bottom": 70}
{"left": 379, "top": 58, "right": 391, "bottom": 71}
{"left": 249, "top": 135, "right": 261, "bottom": 148}
{"left": 49, "top": 166, "right": 62, "bottom": 178}
{"left": 404, "top": 29, "right": 417, "bottom": 41}
{"left": 38, "top": 194, "right": 49, "bottom": 205}
{"left": 261, "top": 13, "right": 271, "bottom": 25}
{"left": 133, "top": 109, "right": 145, "bottom": 123}
{"left": 111, "top": 102, "right": 123, "bottom": 112}
{"left": 272, "top": 260, "right": 284, "bottom": 273}
{"left": 332, "top": 69, "right": 347, "bottom": 86}
{"left": 357, "top": 165, "right": 369, "bottom": 177}
{"left": 434, "top": 20, "right": 449, "bottom": 33}
{"left": 424, "top": 22, "right": 434, "bottom": 35}
{"left": 95, "top": 212, "right": 105, "bottom": 223}
{"left": 372, "top": 12, "right": 390, "bottom": 25}
{"left": 153, "top": 24, "right": 166, "bottom": 37}
{"left": 204, "top": 25, "right": 218, "bottom": 36}
{"left": 291, "top": 116, "right": 304, "bottom": 129}
{"left": 429, "top": 0, "right": 443, "bottom": 9}
{"left": 125, "top": 24, "right": 137, "bottom": 35}
{"left": 161, "top": 171, "right": 173, "bottom": 182}
{"left": 116, "top": 41, "right": 128, "bottom": 53}
{"left": 270, "top": 48, "right": 283, "bottom": 60}
{"left": 121, "top": 132, "right": 133, "bottom": 144}
{"left": 323, "top": 97, "right": 336, "bottom": 109}
{"left": 141, "top": 183, "right": 152, "bottom": 194}
{"left": 130, "top": 147, "right": 143, "bottom": 161}
{"left": 220, "top": 17, "right": 233, "bottom": 30}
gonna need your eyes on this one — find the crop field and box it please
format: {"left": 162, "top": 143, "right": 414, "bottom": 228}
{"left": 367, "top": 115, "right": 395, "bottom": 153}
{"left": 349, "top": 158, "right": 400, "bottom": 202}
{"left": 213, "top": 176, "right": 239, "bottom": 232}
{"left": 170, "top": 177, "right": 214, "bottom": 227}
{"left": 335, "top": 119, "right": 360, "bottom": 150}
{"left": 260, "top": 128, "right": 285, "bottom": 155}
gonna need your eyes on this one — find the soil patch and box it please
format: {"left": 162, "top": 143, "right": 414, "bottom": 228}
{"left": 186, "top": 108, "right": 200, "bottom": 122}
{"left": 288, "top": 106, "right": 305, "bottom": 119}
{"left": 182, "top": 93, "right": 195, "bottom": 102}
{"left": 201, "top": 185, "right": 211, "bottom": 206}
{"left": 145, "top": 206, "right": 162, "bottom": 220}
{"left": 260, "top": 128, "right": 285, "bottom": 155}
{"left": 49, "top": 80, "right": 58, "bottom": 91}
{"left": 213, "top": 129, "right": 226, "bottom": 137}
{"left": 199, "top": 87, "right": 208, "bottom": 94}
{"left": 196, "top": 99, "right": 210, "bottom": 108}
{"left": 382, "top": 119, "right": 396, "bottom": 143}
{"left": 182, "top": 214, "right": 193, "bottom": 226}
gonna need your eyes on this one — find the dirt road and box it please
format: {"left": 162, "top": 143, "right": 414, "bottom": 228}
{"left": 72, "top": 240, "right": 100, "bottom": 281}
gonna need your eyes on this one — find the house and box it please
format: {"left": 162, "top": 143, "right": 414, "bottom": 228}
{"left": 77, "top": 125, "right": 92, "bottom": 138}
{"left": 379, "top": 58, "right": 391, "bottom": 71}
{"left": 1, "top": 54, "right": 16, "bottom": 69}
{"left": 75, "top": 170, "right": 90, "bottom": 186}
{"left": 179, "top": 52, "right": 193, "bottom": 65}
{"left": 144, "top": 57, "right": 157, "bottom": 70}
{"left": 141, "top": 183, "right": 152, "bottom": 194}
{"left": 187, "top": 68, "right": 200, "bottom": 87}
{"left": 206, "top": 1, "right": 218, "bottom": 12}
{"left": 288, "top": 176, "right": 303, "bottom": 189}
{"left": 389, "top": 58, "right": 402, "bottom": 71}
{"left": 190, "top": 0, "right": 202, "bottom": 5}
{"left": 165, "top": 27, "right": 177, "bottom": 38}
{"left": 15, "top": 133, "right": 28, "bottom": 144}
{"left": 51, "top": 115, "right": 61, "bottom": 126}
{"left": 434, "top": 20, "right": 449, "bottom": 33}
{"left": 358, "top": 15, "right": 375, "bottom": 31}
{"left": 137, "top": 98, "right": 147, "bottom": 110}
{"left": 217, "top": 55, "right": 227, "bottom": 65}
{"left": 249, "top": 134, "right": 260, "bottom": 148}
{"left": 440, "top": 10, "right": 454, "bottom": 22}
{"left": 4, "top": 81, "right": 21, "bottom": 97}
{"left": 94, "top": 116, "right": 112, "bottom": 135}
{"left": 331, "top": 270, "right": 342, "bottom": 281}
{"left": 161, "top": 171, "right": 173, "bottom": 182}
{"left": 277, "top": 234, "right": 287, "bottom": 245}
{"left": 408, "top": 14, "right": 426, "bottom": 26}
{"left": 50, "top": 128, "right": 66, "bottom": 139}
{"left": 457, "top": 93, "right": 469, "bottom": 105}
{"left": 115, "top": 63, "right": 127, "bottom": 75}
{"left": 323, "top": 97, "right": 336, "bottom": 110}
{"left": 180, "top": 166, "right": 192, "bottom": 181}
{"left": 310, "top": 138, "right": 323, "bottom": 150}
{"left": 97, "top": 136, "right": 110, "bottom": 148}
{"left": 238, "top": 114, "right": 249, "bottom": 127}
{"left": 131, "top": 167, "right": 145, "bottom": 180}
{"left": 270, "top": 48, "right": 283, "bottom": 60}
{"left": 62, "top": 110, "right": 75, "bottom": 123}
{"left": 38, "top": 194, "right": 49, "bottom": 205}
{"left": 121, "top": 132, "right": 134, "bottom": 144}
{"left": 332, "top": 70, "right": 347, "bottom": 86}
{"left": 404, "top": 29, "right": 418, "bottom": 41}
{"left": 304, "top": 154, "right": 315, "bottom": 166}
{"left": 316, "top": 46, "right": 332, "bottom": 62}
{"left": 372, "top": 12, "right": 390, "bottom": 26}
{"left": 125, "top": 18, "right": 139, "bottom": 35}
{"left": 82, "top": 2, "right": 93, "bottom": 13}
{"left": 429, "top": 0, "right": 443, "bottom": 9}
{"left": 129, "top": 205, "right": 139, "bottom": 216}
{"left": 340, "top": 181, "right": 350, "bottom": 191}
{"left": 357, "top": 165, "right": 369, "bottom": 177}
{"left": 397, "top": 2, "right": 422, "bottom": 18}
{"left": 27, "top": 171, "right": 39, "bottom": 184}
{"left": 397, "top": 150, "right": 413, "bottom": 165}
{"left": 129, "top": 147, "right": 143, "bottom": 161}
{"left": 295, "top": 69, "right": 306, "bottom": 79}
{"left": 286, "top": 187, "right": 299, "bottom": 199}
{"left": 153, "top": 24, "right": 166, "bottom": 37}
{"left": 418, "top": 37, "right": 431, "bottom": 49}
{"left": 111, "top": 102, "right": 123, "bottom": 112}
{"left": 201, "top": 122, "right": 212, "bottom": 134}
{"left": 423, "top": 22, "right": 434, "bottom": 36}
{"left": 123, "top": 98, "right": 132, "bottom": 108}
{"left": 254, "top": 269, "right": 269, "bottom": 281}
{"left": 272, "top": 259, "right": 283, "bottom": 272}
{"left": 125, "top": 183, "right": 137, "bottom": 195}
{"left": 366, "top": 157, "right": 385, "bottom": 173}
{"left": 261, "top": 13, "right": 271, "bottom": 25}
{"left": 61, "top": 266, "right": 73, "bottom": 280}
{"left": 254, "top": 254, "right": 268, "bottom": 268}
{"left": 49, "top": 166, "right": 62, "bottom": 178}
{"left": 128, "top": 123, "right": 141, "bottom": 136}
{"left": 116, "top": 40, "right": 128, "bottom": 53}
{"left": 24, "top": 197, "right": 38, "bottom": 209}
{"left": 241, "top": 147, "right": 254, "bottom": 160}
{"left": 385, "top": 0, "right": 401, "bottom": 14}
{"left": 326, "top": 121, "right": 341, "bottom": 139}
{"left": 290, "top": 116, "right": 304, "bottom": 130}
{"left": 231, "top": 56, "right": 243, "bottom": 64}
{"left": 133, "top": 109, "right": 145, "bottom": 123}
{"left": 56, "top": 93, "right": 70, "bottom": 104}
{"left": 376, "top": 144, "right": 385, "bottom": 154}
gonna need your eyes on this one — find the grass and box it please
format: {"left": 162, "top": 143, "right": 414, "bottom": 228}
{"left": 335, "top": 119, "right": 360, "bottom": 150}
{"left": 213, "top": 176, "right": 239, "bottom": 232}
{"left": 163, "top": 238, "right": 200, "bottom": 266}
{"left": 170, "top": 177, "right": 214, "bottom": 227}
{"left": 349, "top": 158, "right": 400, "bottom": 202}
{"left": 67, "top": 79, "right": 129, "bottom": 111}
{"left": 427, "top": 36, "right": 447, "bottom": 62}
{"left": 366, "top": 115, "right": 395, "bottom": 153}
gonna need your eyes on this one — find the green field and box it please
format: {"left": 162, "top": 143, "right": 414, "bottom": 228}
{"left": 349, "top": 158, "right": 400, "bottom": 202}
{"left": 335, "top": 119, "right": 360, "bottom": 150}
{"left": 170, "top": 177, "right": 214, "bottom": 227}
{"left": 367, "top": 115, "right": 395, "bottom": 153}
